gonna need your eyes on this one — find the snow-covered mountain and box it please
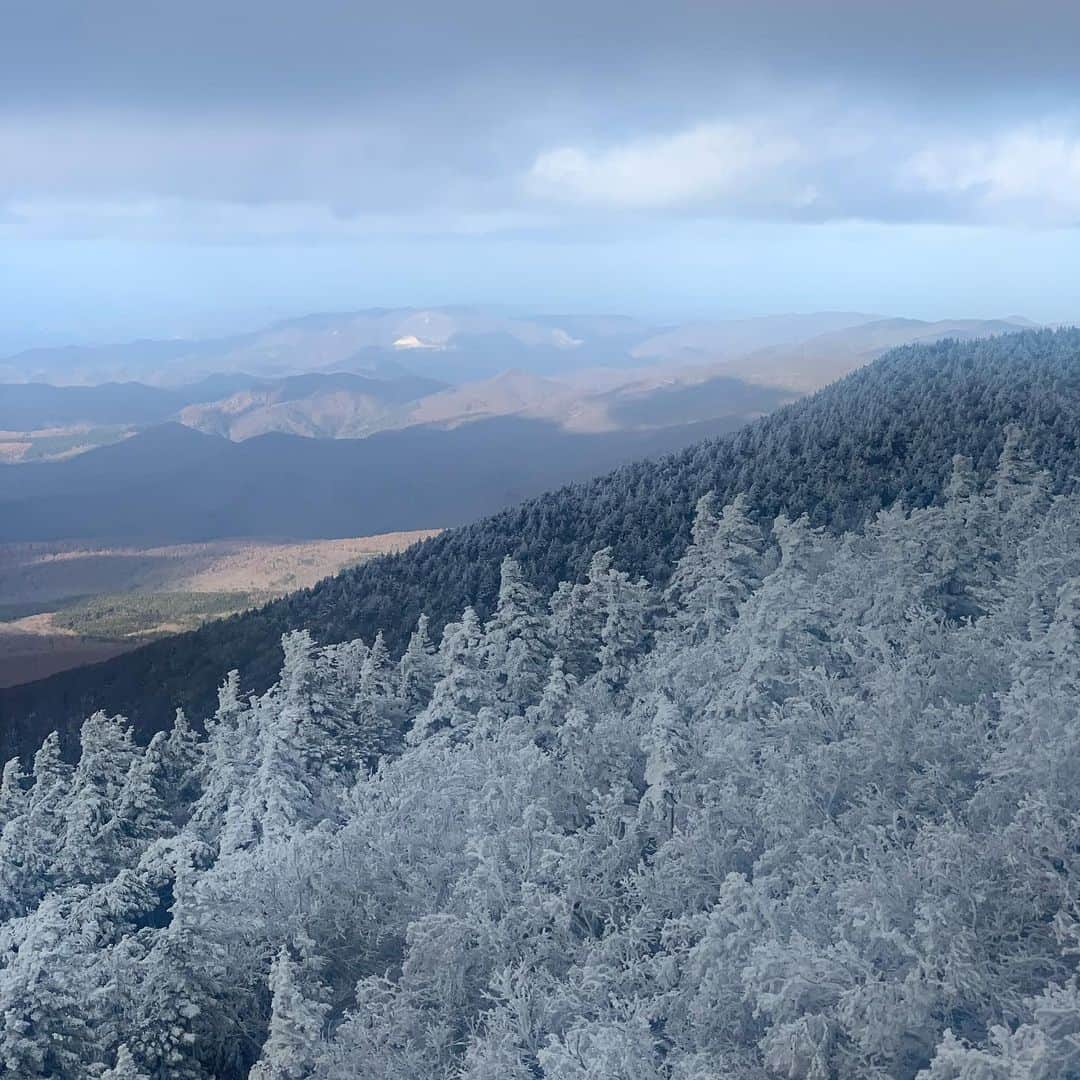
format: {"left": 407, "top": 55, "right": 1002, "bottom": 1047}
{"left": 2, "top": 431, "right": 1076, "bottom": 1078}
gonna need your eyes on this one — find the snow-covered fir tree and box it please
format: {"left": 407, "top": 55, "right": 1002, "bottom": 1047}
{"left": 2, "top": 436, "right": 1080, "bottom": 1079}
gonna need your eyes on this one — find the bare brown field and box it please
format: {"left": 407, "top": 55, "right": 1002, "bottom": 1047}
{"left": 0, "top": 617, "right": 139, "bottom": 688}
{"left": 0, "top": 529, "right": 439, "bottom": 688}
{"left": 0, "top": 531, "right": 439, "bottom": 609}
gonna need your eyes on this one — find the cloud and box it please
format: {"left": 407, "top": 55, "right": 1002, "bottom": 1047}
{"left": 526, "top": 123, "right": 809, "bottom": 211}
{"left": 906, "top": 128, "right": 1080, "bottom": 225}
{"left": 2, "top": 110, "right": 1077, "bottom": 239}
{"left": 5, "top": 105, "right": 1080, "bottom": 239}
{"left": 522, "top": 113, "right": 1080, "bottom": 228}
{"left": 4, "top": 1, "right": 1080, "bottom": 114}
{"left": 0, "top": 114, "right": 491, "bottom": 211}
{"left": 3, "top": 0, "right": 1080, "bottom": 241}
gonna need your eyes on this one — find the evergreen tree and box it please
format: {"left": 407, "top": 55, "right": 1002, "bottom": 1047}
{"left": 163, "top": 708, "right": 202, "bottom": 807}
{"left": 407, "top": 608, "right": 490, "bottom": 743}
{"left": 123, "top": 923, "right": 228, "bottom": 1080}
{"left": 994, "top": 423, "right": 1053, "bottom": 544}
{"left": 548, "top": 548, "right": 621, "bottom": 681}
{"left": 106, "top": 732, "right": 174, "bottom": 864}
{"left": 524, "top": 656, "right": 577, "bottom": 747}
{"left": 640, "top": 693, "right": 693, "bottom": 838}
{"left": 940, "top": 453, "right": 1000, "bottom": 619}
{"left": 663, "top": 492, "right": 766, "bottom": 643}
{"left": 189, "top": 672, "right": 258, "bottom": 846}
{"left": 54, "top": 712, "right": 138, "bottom": 884}
{"left": 0, "top": 892, "right": 96, "bottom": 1076}
{"left": 399, "top": 614, "right": 440, "bottom": 713}
{"left": 483, "top": 557, "right": 551, "bottom": 710}
{"left": 0, "top": 758, "right": 25, "bottom": 833}
{"left": 351, "top": 631, "right": 404, "bottom": 766}
{"left": 100, "top": 1044, "right": 151, "bottom": 1080}
{"left": 597, "top": 563, "right": 655, "bottom": 690}
{"left": 249, "top": 948, "right": 329, "bottom": 1080}
{"left": 217, "top": 642, "right": 323, "bottom": 852}
{"left": 0, "top": 733, "right": 69, "bottom": 916}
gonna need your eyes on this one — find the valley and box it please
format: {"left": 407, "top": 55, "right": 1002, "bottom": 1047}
{"left": 4, "top": 326, "right": 1074, "bottom": 755}
{"left": 0, "top": 308, "right": 1044, "bottom": 694}
{"left": 0, "top": 531, "right": 437, "bottom": 687}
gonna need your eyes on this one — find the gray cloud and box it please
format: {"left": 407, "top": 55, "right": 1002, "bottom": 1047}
{"left": 2, "top": 1, "right": 1078, "bottom": 237}
{"left": 5, "top": 1, "right": 1080, "bottom": 111}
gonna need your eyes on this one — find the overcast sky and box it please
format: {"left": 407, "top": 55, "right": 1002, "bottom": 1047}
{"left": 3, "top": 0, "right": 1079, "bottom": 348}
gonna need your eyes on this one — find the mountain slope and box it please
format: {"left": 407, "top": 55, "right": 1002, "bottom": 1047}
{"left": 0, "top": 417, "right": 735, "bottom": 546}
{"left": 2, "top": 328, "right": 1078, "bottom": 758}
{"left": 628, "top": 310, "right": 881, "bottom": 361}
{"left": 717, "top": 316, "right": 1035, "bottom": 392}
{"left": 399, "top": 370, "right": 589, "bottom": 428}
{"left": 178, "top": 372, "right": 446, "bottom": 439}
{"left": 6, "top": 456, "right": 1070, "bottom": 1078}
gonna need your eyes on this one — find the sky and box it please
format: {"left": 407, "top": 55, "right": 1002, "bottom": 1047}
{"left": 3, "top": 0, "right": 1080, "bottom": 350}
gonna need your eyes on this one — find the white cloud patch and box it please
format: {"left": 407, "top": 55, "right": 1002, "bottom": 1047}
{"left": 525, "top": 123, "right": 810, "bottom": 211}
{"left": 525, "top": 115, "right": 1080, "bottom": 228}
{"left": 906, "top": 128, "right": 1080, "bottom": 225}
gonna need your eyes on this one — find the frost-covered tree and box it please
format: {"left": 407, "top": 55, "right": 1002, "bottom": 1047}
{"left": 484, "top": 557, "right": 551, "bottom": 710}
{"left": 0, "top": 759, "right": 25, "bottom": 833}
{"left": 548, "top": 549, "right": 615, "bottom": 680}
{"left": 399, "top": 614, "right": 440, "bottom": 714}
{"left": 663, "top": 492, "right": 766, "bottom": 643}
{"left": 218, "top": 640, "right": 322, "bottom": 852}
{"left": 249, "top": 948, "right": 328, "bottom": 1080}
{"left": 995, "top": 423, "right": 1053, "bottom": 525}
{"left": 351, "top": 631, "right": 404, "bottom": 766}
{"left": 0, "top": 733, "right": 69, "bottom": 916}
{"left": 524, "top": 655, "right": 577, "bottom": 746}
{"left": 0, "top": 891, "right": 97, "bottom": 1075}
{"left": 640, "top": 693, "right": 693, "bottom": 838}
{"left": 408, "top": 607, "right": 490, "bottom": 743}
{"left": 55, "top": 712, "right": 138, "bottom": 883}
{"left": 99, "top": 1044, "right": 151, "bottom": 1080}
{"left": 106, "top": 731, "right": 174, "bottom": 864}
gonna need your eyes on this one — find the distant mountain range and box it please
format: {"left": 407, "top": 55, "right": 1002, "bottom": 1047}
{"left": 0, "top": 310, "right": 1036, "bottom": 456}
{"left": 0, "top": 308, "right": 657, "bottom": 386}
{"left": 0, "top": 307, "right": 1035, "bottom": 389}
{"left": 0, "top": 309, "right": 1041, "bottom": 553}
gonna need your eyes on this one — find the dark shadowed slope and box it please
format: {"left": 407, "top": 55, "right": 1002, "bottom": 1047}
{"left": 0, "top": 416, "right": 736, "bottom": 544}
{"left": 0, "top": 382, "right": 182, "bottom": 429}
{"left": 2, "top": 329, "right": 1078, "bottom": 759}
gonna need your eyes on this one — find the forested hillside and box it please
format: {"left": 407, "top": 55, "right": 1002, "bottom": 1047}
{"left": 1, "top": 446, "right": 1076, "bottom": 1078}
{"left": 2, "top": 328, "right": 1077, "bottom": 759}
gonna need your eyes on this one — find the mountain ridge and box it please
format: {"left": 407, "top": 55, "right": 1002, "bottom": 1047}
{"left": 2, "top": 327, "right": 1076, "bottom": 761}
